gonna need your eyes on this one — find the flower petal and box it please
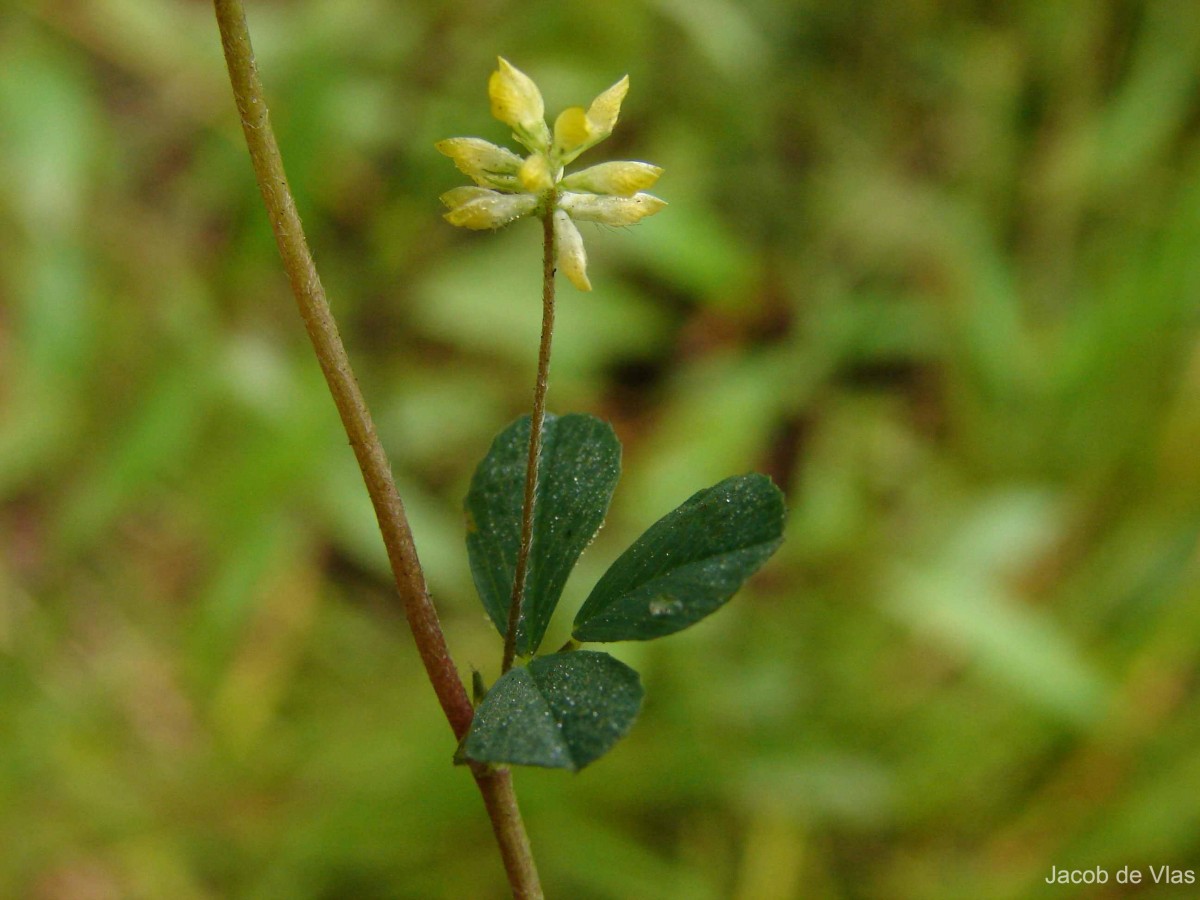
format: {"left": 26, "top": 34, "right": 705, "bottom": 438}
{"left": 435, "top": 138, "right": 524, "bottom": 190}
{"left": 560, "top": 161, "right": 662, "bottom": 197}
{"left": 518, "top": 153, "right": 555, "bottom": 193}
{"left": 440, "top": 185, "right": 493, "bottom": 209}
{"left": 489, "top": 57, "right": 551, "bottom": 153}
{"left": 553, "top": 209, "right": 591, "bottom": 291}
{"left": 586, "top": 75, "right": 629, "bottom": 138}
{"left": 552, "top": 107, "right": 595, "bottom": 159}
{"left": 442, "top": 188, "right": 538, "bottom": 230}
{"left": 551, "top": 75, "right": 630, "bottom": 165}
{"left": 559, "top": 192, "right": 666, "bottom": 226}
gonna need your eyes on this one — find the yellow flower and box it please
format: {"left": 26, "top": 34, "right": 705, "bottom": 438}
{"left": 434, "top": 138, "right": 524, "bottom": 191}
{"left": 560, "top": 161, "right": 662, "bottom": 196}
{"left": 489, "top": 57, "right": 550, "bottom": 153}
{"left": 437, "top": 57, "right": 665, "bottom": 291}
{"left": 552, "top": 76, "right": 629, "bottom": 165}
{"left": 554, "top": 210, "right": 590, "bottom": 292}
{"left": 557, "top": 191, "right": 666, "bottom": 225}
{"left": 439, "top": 187, "right": 539, "bottom": 230}
{"left": 518, "top": 153, "right": 555, "bottom": 193}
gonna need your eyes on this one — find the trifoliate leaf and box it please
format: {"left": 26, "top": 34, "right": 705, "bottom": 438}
{"left": 573, "top": 474, "right": 784, "bottom": 642}
{"left": 466, "top": 413, "right": 621, "bottom": 655}
{"left": 461, "top": 651, "right": 643, "bottom": 770}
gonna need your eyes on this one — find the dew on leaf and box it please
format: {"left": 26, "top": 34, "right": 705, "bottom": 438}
{"left": 648, "top": 596, "right": 683, "bottom": 616}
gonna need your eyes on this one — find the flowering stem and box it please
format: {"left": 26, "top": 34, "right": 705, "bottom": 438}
{"left": 502, "top": 199, "right": 558, "bottom": 674}
{"left": 211, "top": 3, "right": 541, "bottom": 896}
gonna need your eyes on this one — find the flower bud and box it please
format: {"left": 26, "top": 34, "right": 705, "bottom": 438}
{"left": 558, "top": 191, "right": 666, "bottom": 226}
{"left": 489, "top": 57, "right": 551, "bottom": 152}
{"left": 441, "top": 187, "right": 538, "bottom": 230}
{"left": 554, "top": 209, "right": 591, "bottom": 291}
{"left": 560, "top": 161, "right": 662, "bottom": 197}
{"left": 435, "top": 138, "right": 524, "bottom": 190}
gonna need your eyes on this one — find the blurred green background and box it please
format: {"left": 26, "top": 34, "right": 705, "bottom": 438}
{"left": 4, "top": 1, "right": 1200, "bottom": 897}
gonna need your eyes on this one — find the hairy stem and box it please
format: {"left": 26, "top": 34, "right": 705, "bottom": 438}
{"left": 502, "top": 202, "right": 558, "bottom": 673}
{"left": 211, "top": 3, "right": 541, "bottom": 896}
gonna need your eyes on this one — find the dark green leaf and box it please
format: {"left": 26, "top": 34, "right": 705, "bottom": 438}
{"left": 465, "top": 413, "right": 621, "bottom": 656}
{"left": 572, "top": 474, "right": 785, "bottom": 642}
{"left": 461, "top": 651, "right": 643, "bottom": 770}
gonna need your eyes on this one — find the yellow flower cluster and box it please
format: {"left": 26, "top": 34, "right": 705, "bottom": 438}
{"left": 437, "top": 58, "right": 665, "bottom": 291}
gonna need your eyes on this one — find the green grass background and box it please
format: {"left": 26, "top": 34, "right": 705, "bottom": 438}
{"left": 4, "top": 1, "right": 1200, "bottom": 897}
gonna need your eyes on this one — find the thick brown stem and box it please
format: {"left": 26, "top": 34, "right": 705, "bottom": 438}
{"left": 212, "top": 0, "right": 471, "bottom": 740}
{"left": 211, "top": 3, "right": 541, "bottom": 895}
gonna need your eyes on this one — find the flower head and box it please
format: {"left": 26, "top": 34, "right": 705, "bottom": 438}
{"left": 437, "top": 58, "right": 665, "bottom": 291}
